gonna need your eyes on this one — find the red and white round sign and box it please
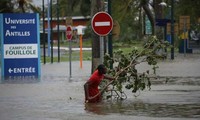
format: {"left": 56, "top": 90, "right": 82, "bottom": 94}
{"left": 66, "top": 25, "right": 73, "bottom": 40}
{"left": 91, "top": 12, "right": 113, "bottom": 36}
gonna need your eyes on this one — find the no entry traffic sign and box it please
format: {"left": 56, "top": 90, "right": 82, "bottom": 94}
{"left": 91, "top": 12, "right": 113, "bottom": 36}
{"left": 66, "top": 25, "right": 73, "bottom": 40}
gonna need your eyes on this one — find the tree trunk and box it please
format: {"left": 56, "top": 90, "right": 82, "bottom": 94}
{"left": 19, "top": 0, "right": 25, "bottom": 13}
{"left": 140, "top": 0, "right": 164, "bottom": 35}
{"left": 142, "top": 4, "right": 155, "bottom": 35}
{"left": 91, "top": 0, "right": 102, "bottom": 73}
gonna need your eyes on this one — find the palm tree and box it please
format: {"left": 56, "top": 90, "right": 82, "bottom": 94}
{"left": 140, "top": 0, "right": 155, "bottom": 35}
{"left": 54, "top": 0, "right": 90, "bottom": 17}
{"left": 0, "top": 0, "right": 14, "bottom": 13}
{"left": 112, "top": 0, "right": 155, "bottom": 35}
{"left": 18, "top": 0, "right": 26, "bottom": 13}
{"left": 0, "top": 0, "right": 40, "bottom": 13}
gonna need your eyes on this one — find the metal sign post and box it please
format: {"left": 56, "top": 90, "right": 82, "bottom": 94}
{"left": 184, "top": 19, "right": 186, "bottom": 57}
{"left": 69, "top": 40, "right": 72, "bottom": 78}
{"left": 100, "top": 36, "right": 104, "bottom": 64}
{"left": 76, "top": 25, "right": 85, "bottom": 69}
{"left": 179, "top": 16, "right": 190, "bottom": 56}
{"left": 79, "top": 35, "right": 83, "bottom": 68}
{"left": 66, "top": 25, "right": 73, "bottom": 78}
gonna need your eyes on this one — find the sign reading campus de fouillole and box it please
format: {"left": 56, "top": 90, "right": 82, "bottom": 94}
{"left": 0, "top": 13, "right": 41, "bottom": 79}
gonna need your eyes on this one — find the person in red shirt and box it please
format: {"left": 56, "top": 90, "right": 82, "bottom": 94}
{"left": 84, "top": 64, "right": 115, "bottom": 103}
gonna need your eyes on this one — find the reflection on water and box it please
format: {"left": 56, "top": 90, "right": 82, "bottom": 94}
{"left": 85, "top": 77, "right": 200, "bottom": 118}
{"left": 1, "top": 76, "right": 40, "bottom": 84}
{"left": 151, "top": 77, "right": 200, "bottom": 85}
{"left": 85, "top": 100, "right": 200, "bottom": 118}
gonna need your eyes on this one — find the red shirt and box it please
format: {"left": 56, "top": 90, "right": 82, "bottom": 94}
{"left": 87, "top": 70, "right": 104, "bottom": 103}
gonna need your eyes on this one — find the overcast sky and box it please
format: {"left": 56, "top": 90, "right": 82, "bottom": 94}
{"left": 32, "top": 0, "right": 48, "bottom": 7}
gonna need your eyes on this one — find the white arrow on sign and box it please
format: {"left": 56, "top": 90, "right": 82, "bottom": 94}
{"left": 8, "top": 68, "right": 13, "bottom": 73}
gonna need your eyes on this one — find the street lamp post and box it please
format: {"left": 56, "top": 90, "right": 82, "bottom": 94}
{"left": 159, "top": 0, "right": 175, "bottom": 60}
{"left": 57, "top": 0, "right": 60, "bottom": 62}
{"left": 42, "top": 0, "right": 46, "bottom": 64}
{"left": 108, "top": 0, "right": 113, "bottom": 68}
{"left": 170, "top": 0, "right": 174, "bottom": 60}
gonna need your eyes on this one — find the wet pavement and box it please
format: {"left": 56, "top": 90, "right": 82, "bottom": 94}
{"left": 0, "top": 53, "right": 200, "bottom": 120}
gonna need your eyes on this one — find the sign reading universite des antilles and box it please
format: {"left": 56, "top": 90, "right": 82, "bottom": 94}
{"left": 0, "top": 13, "right": 40, "bottom": 80}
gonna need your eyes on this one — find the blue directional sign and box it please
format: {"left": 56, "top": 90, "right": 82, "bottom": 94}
{"left": 155, "top": 19, "right": 171, "bottom": 26}
{"left": 145, "top": 15, "right": 152, "bottom": 35}
{"left": 0, "top": 13, "right": 41, "bottom": 79}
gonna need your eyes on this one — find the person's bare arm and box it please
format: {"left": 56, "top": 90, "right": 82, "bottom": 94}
{"left": 104, "top": 75, "right": 115, "bottom": 81}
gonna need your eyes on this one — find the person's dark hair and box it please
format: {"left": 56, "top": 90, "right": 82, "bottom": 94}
{"left": 97, "top": 64, "right": 106, "bottom": 74}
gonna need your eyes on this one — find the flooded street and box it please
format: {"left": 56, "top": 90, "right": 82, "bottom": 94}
{"left": 0, "top": 76, "right": 199, "bottom": 120}
{"left": 0, "top": 55, "right": 200, "bottom": 120}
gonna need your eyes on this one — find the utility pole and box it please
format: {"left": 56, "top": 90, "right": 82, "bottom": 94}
{"left": 57, "top": 0, "right": 60, "bottom": 62}
{"left": 108, "top": 0, "right": 113, "bottom": 68}
{"left": 171, "top": 0, "right": 174, "bottom": 60}
{"left": 42, "top": 0, "right": 46, "bottom": 64}
{"left": 91, "top": 0, "right": 102, "bottom": 73}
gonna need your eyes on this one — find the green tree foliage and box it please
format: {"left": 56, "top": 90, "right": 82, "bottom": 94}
{"left": 175, "top": 0, "right": 200, "bottom": 23}
{"left": 0, "top": 0, "right": 14, "bottom": 13}
{"left": 175, "top": 0, "right": 200, "bottom": 30}
{"left": 112, "top": 0, "right": 143, "bottom": 40}
{"left": 80, "top": 0, "right": 91, "bottom": 16}
{"left": 53, "top": 0, "right": 90, "bottom": 17}
{"left": 0, "top": 0, "right": 40, "bottom": 13}
{"left": 102, "top": 36, "right": 171, "bottom": 100}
